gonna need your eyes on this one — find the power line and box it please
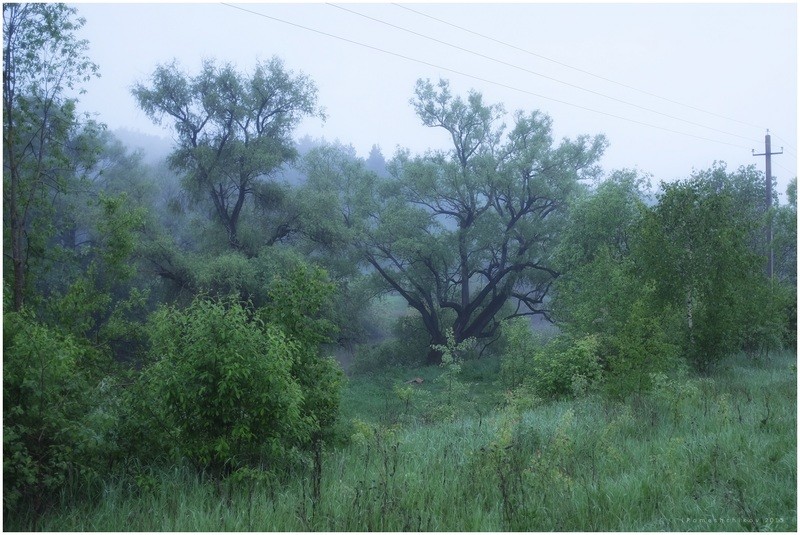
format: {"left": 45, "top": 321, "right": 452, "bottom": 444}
{"left": 393, "top": 2, "right": 767, "bottom": 133}
{"left": 221, "top": 2, "right": 753, "bottom": 150}
{"left": 329, "top": 3, "right": 759, "bottom": 144}
{"left": 774, "top": 161, "right": 797, "bottom": 178}
{"left": 771, "top": 132, "right": 797, "bottom": 157}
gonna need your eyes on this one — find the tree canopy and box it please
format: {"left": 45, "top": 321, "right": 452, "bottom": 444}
{"left": 132, "top": 58, "right": 323, "bottom": 252}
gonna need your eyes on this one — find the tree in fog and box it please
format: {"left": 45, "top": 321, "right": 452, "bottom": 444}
{"left": 310, "top": 79, "right": 606, "bottom": 363}
{"left": 3, "top": 3, "right": 100, "bottom": 311}
{"left": 132, "top": 58, "right": 322, "bottom": 252}
{"left": 365, "top": 144, "right": 389, "bottom": 177}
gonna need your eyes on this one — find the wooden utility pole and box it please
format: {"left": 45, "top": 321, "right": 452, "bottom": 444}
{"left": 752, "top": 130, "right": 783, "bottom": 278}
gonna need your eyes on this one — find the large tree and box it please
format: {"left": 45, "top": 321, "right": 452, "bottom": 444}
{"left": 310, "top": 79, "right": 606, "bottom": 363}
{"left": 3, "top": 3, "right": 100, "bottom": 311}
{"left": 132, "top": 58, "right": 322, "bottom": 253}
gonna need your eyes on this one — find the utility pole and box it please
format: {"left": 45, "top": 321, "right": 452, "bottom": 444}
{"left": 752, "top": 129, "right": 783, "bottom": 279}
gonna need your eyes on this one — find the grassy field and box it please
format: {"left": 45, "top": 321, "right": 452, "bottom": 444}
{"left": 16, "top": 351, "right": 797, "bottom": 531}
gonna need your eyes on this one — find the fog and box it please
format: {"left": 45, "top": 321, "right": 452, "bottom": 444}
{"left": 75, "top": 2, "right": 796, "bottom": 195}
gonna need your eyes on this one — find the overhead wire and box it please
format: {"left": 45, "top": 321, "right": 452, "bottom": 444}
{"left": 328, "top": 3, "right": 760, "bottom": 144}
{"left": 392, "top": 2, "right": 767, "bottom": 132}
{"left": 771, "top": 132, "right": 797, "bottom": 158}
{"left": 220, "top": 2, "right": 755, "bottom": 150}
{"left": 774, "top": 162, "right": 797, "bottom": 178}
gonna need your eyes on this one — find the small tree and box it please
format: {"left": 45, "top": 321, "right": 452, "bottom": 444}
{"left": 552, "top": 171, "right": 684, "bottom": 396}
{"left": 3, "top": 308, "right": 113, "bottom": 520}
{"left": 637, "top": 174, "right": 765, "bottom": 371}
{"left": 3, "top": 3, "right": 100, "bottom": 311}
{"left": 139, "top": 262, "right": 344, "bottom": 478}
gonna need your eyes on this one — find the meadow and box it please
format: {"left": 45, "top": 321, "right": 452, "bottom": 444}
{"left": 17, "top": 350, "right": 796, "bottom": 532}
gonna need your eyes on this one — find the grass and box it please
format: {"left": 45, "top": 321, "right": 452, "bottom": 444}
{"left": 17, "top": 351, "right": 797, "bottom": 531}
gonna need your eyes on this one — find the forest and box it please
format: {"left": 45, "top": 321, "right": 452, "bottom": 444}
{"left": 3, "top": 4, "right": 796, "bottom": 531}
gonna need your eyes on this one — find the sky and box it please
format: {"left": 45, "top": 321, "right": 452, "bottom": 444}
{"left": 72, "top": 1, "right": 797, "bottom": 198}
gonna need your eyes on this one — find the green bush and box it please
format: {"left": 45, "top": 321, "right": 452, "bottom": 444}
{"left": 498, "top": 318, "right": 542, "bottom": 389}
{"left": 740, "top": 280, "right": 793, "bottom": 359}
{"left": 500, "top": 321, "right": 602, "bottom": 400}
{"left": 3, "top": 310, "right": 115, "bottom": 517}
{"left": 259, "top": 263, "right": 344, "bottom": 445}
{"left": 531, "top": 335, "right": 603, "bottom": 399}
{"left": 132, "top": 262, "right": 345, "bottom": 478}
{"left": 194, "top": 252, "right": 260, "bottom": 302}
{"left": 602, "top": 294, "right": 683, "bottom": 398}
{"left": 350, "top": 312, "right": 431, "bottom": 374}
{"left": 142, "top": 297, "right": 307, "bottom": 477}
{"left": 391, "top": 312, "right": 435, "bottom": 363}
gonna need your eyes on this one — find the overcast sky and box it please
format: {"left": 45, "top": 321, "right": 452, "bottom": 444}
{"left": 73, "top": 1, "right": 797, "bottom": 197}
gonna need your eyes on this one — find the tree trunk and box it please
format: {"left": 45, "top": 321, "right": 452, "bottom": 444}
{"left": 9, "top": 165, "right": 25, "bottom": 311}
{"left": 426, "top": 344, "right": 444, "bottom": 366}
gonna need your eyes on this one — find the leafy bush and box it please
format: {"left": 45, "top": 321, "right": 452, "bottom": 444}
{"left": 500, "top": 321, "right": 602, "bottom": 400}
{"left": 142, "top": 297, "right": 307, "bottom": 477}
{"left": 531, "top": 335, "right": 603, "bottom": 399}
{"left": 130, "top": 262, "right": 345, "bottom": 478}
{"left": 601, "top": 293, "right": 683, "bottom": 398}
{"left": 350, "top": 312, "right": 431, "bottom": 374}
{"left": 740, "top": 280, "right": 792, "bottom": 359}
{"left": 3, "top": 309, "right": 115, "bottom": 516}
{"left": 429, "top": 329, "right": 476, "bottom": 421}
{"left": 259, "top": 263, "right": 344, "bottom": 445}
{"left": 194, "top": 252, "right": 260, "bottom": 302}
{"left": 498, "top": 318, "right": 542, "bottom": 389}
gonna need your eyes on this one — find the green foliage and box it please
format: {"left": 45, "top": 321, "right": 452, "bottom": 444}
{"left": 260, "top": 262, "right": 344, "bottom": 444}
{"left": 429, "top": 329, "right": 476, "bottom": 421}
{"left": 141, "top": 297, "right": 306, "bottom": 476}
{"left": 194, "top": 251, "right": 259, "bottom": 301}
{"left": 638, "top": 174, "right": 766, "bottom": 370}
{"left": 555, "top": 166, "right": 785, "bottom": 389}
{"left": 3, "top": 309, "right": 114, "bottom": 516}
{"left": 740, "top": 280, "right": 793, "bottom": 359}
{"left": 126, "top": 258, "right": 348, "bottom": 472}
{"left": 498, "top": 318, "right": 544, "bottom": 390}
{"left": 133, "top": 57, "right": 321, "bottom": 250}
{"left": 44, "top": 191, "right": 147, "bottom": 340}
{"left": 601, "top": 289, "right": 683, "bottom": 398}
{"left": 773, "top": 177, "right": 797, "bottom": 286}
{"left": 355, "top": 312, "right": 432, "bottom": 372}
{"left": 3, "top": 3, "right": 101, "bottom": 311}
{"left": 500, "top": 320, "right": 602, "bottom": 400}
{"left": 531, "top": 335, "right": 603, "bottom": 400}
{"left": 550, "top": 172, "right": 682, "bottom": 396}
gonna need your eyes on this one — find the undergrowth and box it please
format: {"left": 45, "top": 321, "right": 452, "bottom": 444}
{"left": 13, "top": 351, "right": 797, "bottom": 532}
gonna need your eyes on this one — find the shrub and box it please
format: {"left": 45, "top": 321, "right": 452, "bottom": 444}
{"left": 499, "top": 318, "right": 603, "bottom": 400}
{"left": 3, "top": 310, "right": 115, "bottom": 517}
{"left": 498, "top": 318, "right": 542, "bottom": 389}
{"left": 259, "top": 263, "right": 344, "bottom": 445}
{"left": 740, "top": 280, "right": 792, "bottom": 359}
{"left": 531, "top": 335, "right": 603, "bottom": 399}
{"left": 349, "top": 312, "right": 431, "bottom": 374}
{"left": 602, "top": 294, "right": 683, "bottom": 398}
{"left": 142, "top": 297, "right": 306, "bottom": 477}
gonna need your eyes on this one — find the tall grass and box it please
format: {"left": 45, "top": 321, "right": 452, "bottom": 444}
{"left": 19, "top": 352, "right": 797, "bottom": 532}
